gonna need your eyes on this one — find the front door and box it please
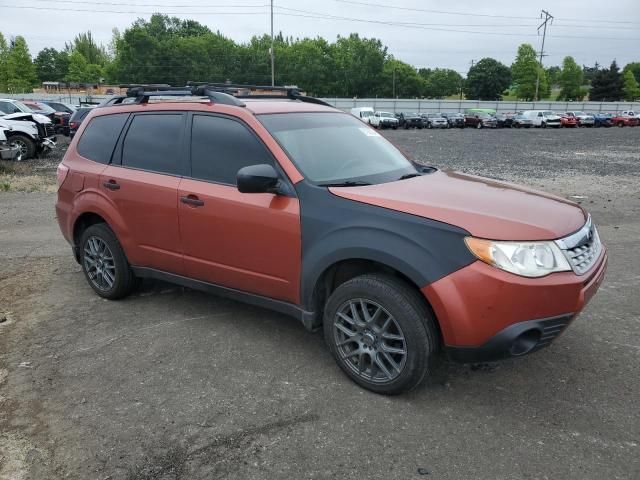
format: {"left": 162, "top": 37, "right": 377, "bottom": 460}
{"left": 178, "top": 113, "right": 301, "bottom": 304}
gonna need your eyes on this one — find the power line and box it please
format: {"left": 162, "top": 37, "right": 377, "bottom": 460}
{"left": 273, "top": 7, "right": 640, "bottom": 41}
{"left": 0, "top": 4, "right": 270, "bottom": 14}
{"left": 327, "top": 0, "right": 640, "bottom": 26}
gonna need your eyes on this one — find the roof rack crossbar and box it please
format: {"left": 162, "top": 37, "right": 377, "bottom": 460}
{"left": 122, "top": 85, "right": 246, "bottom": 107}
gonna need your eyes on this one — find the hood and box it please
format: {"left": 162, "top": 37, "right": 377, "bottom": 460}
{"left": 2, "top": 112, "right": 52, "bottom": 124}
{"left": 1, "top": 118, "right": 38, "bottom": 133}
{"left": 329, "top": 170, "right": 587, "bottom": 241}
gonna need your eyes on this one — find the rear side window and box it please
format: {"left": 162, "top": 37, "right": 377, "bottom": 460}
{"left": 190, "top": 115, "right": 273, "bottom": 185}
{"left": 76, "top": 113, "right": 128, "bottom": 164}
{"left": 121, "top": 114, "right": 183, "bottom": 175}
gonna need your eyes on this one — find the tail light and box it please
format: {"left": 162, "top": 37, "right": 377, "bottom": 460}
{"left": 57, "top": 163, "right": 69, "bottom": 189}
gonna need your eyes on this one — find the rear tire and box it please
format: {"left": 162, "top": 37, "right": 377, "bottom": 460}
{"left": 79, "top": 223, "right": 138, "bottom": 300}
{"left": 323, "top": 274, "right": 440, "bottom": 395}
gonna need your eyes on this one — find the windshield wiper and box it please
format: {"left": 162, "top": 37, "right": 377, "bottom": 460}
{"left": 398, "top": 173, "right": 422, "bottom": 180}
{"left": 318, "top": 180, "right": 372, "bottom": 187}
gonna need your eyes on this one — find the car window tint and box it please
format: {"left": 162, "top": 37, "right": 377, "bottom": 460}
{"left": 122, "top": 114, "right": 183, "bottom": 175}
{"left": 190, "top": 115, "right": 273, "bottom": 185}
{"left": 0, "top": 102, "right": 19, "bottom": 114}
{"left": 76, "top": 113, "right": 128, "bottom": 164}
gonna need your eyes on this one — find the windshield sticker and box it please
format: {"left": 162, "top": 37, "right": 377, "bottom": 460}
{"left": 360, "top": 127, "right": 381, "bottom": 137}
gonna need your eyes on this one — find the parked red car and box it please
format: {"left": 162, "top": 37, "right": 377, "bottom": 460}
{"left": 23, "top": 101, "right": 71, "bottom": 135}
{"left": 611, "top": 114, "right": 639, "bottom": 127}
{"left": 559, "top": 114, "right": 578, "bottom": 128}
{"left": 55, "top": 84, "right": 607, "bottom": 394}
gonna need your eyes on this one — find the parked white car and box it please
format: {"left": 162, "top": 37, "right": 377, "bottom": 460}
{"left": 369, "top": 111, "right": 399, "bottom": 129}
{"left": 350, "top": 107, "right": 374, "bottom": 124}
{"left": 521, "top": 110, "right": 562, "bottom": 128}
{"left": 621, "top": 110, "right": 639, "bottom": 118}
{"left": 565, "top": 111, "right": 595, "bottom": 127}
{"left": 0, "top": 99, "right": 56, "bottom": 159}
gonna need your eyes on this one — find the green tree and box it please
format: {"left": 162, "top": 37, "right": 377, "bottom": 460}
{"left": 66, "top": 31, "right": 108, "bottom": 65}
{"left": 6, "top": 36, "right": 38, "bottom": 92}
{"left": 423, "top": 68, "right": 463, "bottom": 98}
{"left": 511, "top": 43, "right": 541, "bottom": 100}
{"left": 622, "top": 69, "right": 640, "bottom": 101}
{"left": 0, "top": 33, "right": 9, "bottom": 91}
{"left": 464, "top": 58, "right": 511, "bottom": 100}
{"left": 34, "top": 48, "right": 71, "bottom": 82}
{"left": 623, "top": 62, "right": 640, "bottom": 84}
{"left": 377, "top": 58, "right": 424, "bottom": 98}
{"left": 331, "top": 33, "right": 386, "bottom": 97}
{"left": 546, "top": 66, "right": 561, "bottom": 87}
{"left": 558, "top": 56, "right": 584, "bottom": 101}
{"left": 65, "top": 50, "right": 88, "bottom": 82}
{"left": 590, "top": 61, "right": 623, "bottom": 101}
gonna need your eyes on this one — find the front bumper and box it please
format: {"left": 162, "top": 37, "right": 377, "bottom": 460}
{"left": 422, "top": 247, "right": 607, "bottom": 362}
{"left": 0, "top": 143, "right": 21, "bottom": 160}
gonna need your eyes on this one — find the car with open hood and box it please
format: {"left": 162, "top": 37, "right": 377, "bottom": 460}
{"left": 56, "top": 84, "right": 607, "bottom": 395}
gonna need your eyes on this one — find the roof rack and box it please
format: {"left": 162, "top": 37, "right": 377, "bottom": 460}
{"left": 117, "top": 84, "right": 246, "bottom": 107}
{"left": 104, "top": 83, "right": 332, "bottom": 108}
{"left": 186, "top": 82, "right": 333, "bottom": 107}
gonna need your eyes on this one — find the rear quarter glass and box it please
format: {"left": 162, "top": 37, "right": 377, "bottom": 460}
{"left": 76, "top": 113, "right": 129, "bottom": 164}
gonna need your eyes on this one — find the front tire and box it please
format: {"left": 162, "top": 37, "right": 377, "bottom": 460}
{"left": 8, "top": 134, "right": 36, "bottom": 160}
{"left": 80, "top": 223, "right": 138, "bottom": 300}
{"left": 323, "top": 274, "right": 440, "bottom": 395}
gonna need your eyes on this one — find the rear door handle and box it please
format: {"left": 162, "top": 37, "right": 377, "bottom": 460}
{"left": 103, "top": 180, "right": 120, "bottom": 190}
{"left": 180, "top": 195, "right": 204, "bottom": 207}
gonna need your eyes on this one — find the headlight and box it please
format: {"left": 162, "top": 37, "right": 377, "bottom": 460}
{"left": 465, "top": 237, "right": 571, "bottom": 278}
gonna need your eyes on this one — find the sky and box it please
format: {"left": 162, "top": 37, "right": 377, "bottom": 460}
{"left": 1, "top": 0, "right": 639, "bottom": 74}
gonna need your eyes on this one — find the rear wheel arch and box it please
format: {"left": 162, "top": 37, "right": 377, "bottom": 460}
{"left": 73, "top": 212, "right": 109, "bottom": 260}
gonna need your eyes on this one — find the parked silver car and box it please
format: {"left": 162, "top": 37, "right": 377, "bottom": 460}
{"left": 422, "top": 113, "right": 449, "bottom": 129}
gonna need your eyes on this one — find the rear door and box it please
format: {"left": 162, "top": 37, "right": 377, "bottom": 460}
{"left": 178, "top": 113, "right": 301, "bottom": 304}
{"left": 100, "top": 112, "right": 186, "bottom": 274}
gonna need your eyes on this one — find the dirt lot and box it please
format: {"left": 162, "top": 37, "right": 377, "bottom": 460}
{"left": 1, "top": 128, "right": 639, "bottom": 479}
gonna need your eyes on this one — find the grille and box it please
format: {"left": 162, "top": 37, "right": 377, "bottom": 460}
{"left": 43, "top": 123, "right": 55, "bottom": 137}
{"left": 556, "top": 218, "right": 601, "bottom": 275}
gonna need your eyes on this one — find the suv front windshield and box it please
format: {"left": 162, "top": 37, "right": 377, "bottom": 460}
{"left": 259, "top": 112, "right": 417, "bottom": 185}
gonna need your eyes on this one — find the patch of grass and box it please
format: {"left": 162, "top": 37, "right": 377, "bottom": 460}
{"left": 1, "top": 181, "right": 10, "bottom": 191}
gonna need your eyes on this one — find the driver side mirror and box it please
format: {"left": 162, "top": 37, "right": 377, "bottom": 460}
{"left": 237, "top": 164, "right": 280, "bottom": 194}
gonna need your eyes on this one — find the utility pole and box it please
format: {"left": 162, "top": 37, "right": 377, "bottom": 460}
{"left": 392, "top": 66, "right": 396, "bottom": 98}
{"left": 534, "top": 9, "right": 553, "bottom": 101}
{"left": 270, "top": 0, "right": 275, "bottom": 86}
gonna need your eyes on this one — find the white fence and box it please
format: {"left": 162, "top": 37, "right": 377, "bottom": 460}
{"left": 3, "top": 92, "right": 639, "bottom": 114}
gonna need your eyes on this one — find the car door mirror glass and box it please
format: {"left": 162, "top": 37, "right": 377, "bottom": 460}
{"left": 237, "top": 164, "right": 280, "bottom": 194}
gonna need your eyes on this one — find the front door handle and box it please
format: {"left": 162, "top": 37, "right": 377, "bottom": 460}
{"left": 180, "top": 195, "right": 204, "bottom": 207}
{"left": 103, "top": 180, "right": 120, "bottom": 190}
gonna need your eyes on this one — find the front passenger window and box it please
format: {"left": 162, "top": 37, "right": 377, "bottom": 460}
{"left": 190, "top": 115, "right": 274, "bottom": 185}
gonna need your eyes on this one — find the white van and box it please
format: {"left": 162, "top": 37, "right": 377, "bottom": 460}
{"left": 350, "top": 107, "right": 374, "bottom": 124}
{"left": 522, "top": 110, "right": 561, "bottom": 128}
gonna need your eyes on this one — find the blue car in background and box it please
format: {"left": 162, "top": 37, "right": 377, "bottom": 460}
{"left": 593, "top": 113, "right": 613, "bottom": 127}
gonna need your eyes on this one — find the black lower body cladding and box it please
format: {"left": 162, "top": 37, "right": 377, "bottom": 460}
{"left": 294, "top": 179, "right": 476, "bottom": 312}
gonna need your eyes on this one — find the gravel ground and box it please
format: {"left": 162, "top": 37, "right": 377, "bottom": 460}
{"left": 0, "top": 127, "right": 639, "bottom": 479}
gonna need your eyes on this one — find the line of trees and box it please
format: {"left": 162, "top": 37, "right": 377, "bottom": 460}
{"left": 1, "top": 14, "right": 639, "bottom": 101}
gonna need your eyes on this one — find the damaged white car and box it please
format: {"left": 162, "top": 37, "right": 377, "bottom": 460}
{"left": 0, "top": 99, "right": 57, "bottom": 159}
{"left": 0, "top": 119, "right": 22, "bottom": 161}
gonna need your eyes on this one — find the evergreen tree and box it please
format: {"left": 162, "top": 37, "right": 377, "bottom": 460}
{"left": 6, "top": 36, "right": 38, "bottom": 92}
{"left": 589, "top": 61, "right": 623, "bottom": 101}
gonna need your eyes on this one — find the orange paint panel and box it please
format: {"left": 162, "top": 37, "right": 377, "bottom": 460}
{"left": 422, "top": 249, "right": 607, "bottom": 347}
